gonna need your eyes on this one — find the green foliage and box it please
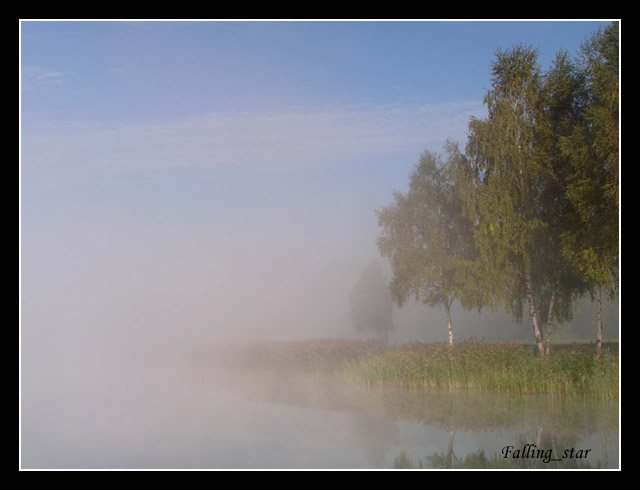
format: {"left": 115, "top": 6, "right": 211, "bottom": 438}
{"left": 557, "top": 23, "right": 619, "bottom": 296}
{"left": 374, "top": 23, "right": 618, "bottom": 356}
{"left": 376, "top": 150, "right": 478, "bottom": 342}
{"left": 464, "top": 47, "right": 558, "bottom": 299}
{"left": 443, "top": 25, "right": 618, "bottom": 354}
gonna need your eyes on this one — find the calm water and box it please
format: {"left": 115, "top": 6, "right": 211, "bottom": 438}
{"left": 21, "top": 350, "right": 619, "bottom": 469}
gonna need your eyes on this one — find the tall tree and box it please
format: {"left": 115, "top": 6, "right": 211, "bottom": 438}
{"left": 376, "top": 150, "right": 475, "bottom": 344}
{"left": 460, "top": 45, "right": 574, "bottom": 357}
{"left": 536, "top": 51, "right": 591, "bottom": 355}
{"left": 558, "top": 22, "right": 619, "bottom": 356}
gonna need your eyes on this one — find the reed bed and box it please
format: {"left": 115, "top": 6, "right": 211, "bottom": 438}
{"left": 345, "top": 341, "right": 618, "bottom": 398}
{"left": 227, "top": 338, "right": 618, "bottom": 398}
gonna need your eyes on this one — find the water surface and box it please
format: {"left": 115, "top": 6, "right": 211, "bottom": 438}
{"left": 21, "top": 350, "right": 619, "bottom": 469}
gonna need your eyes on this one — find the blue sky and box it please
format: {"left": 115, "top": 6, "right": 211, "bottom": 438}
{"left": 20, "top": 21, "right": 610, "bottom": 205}
{"left": 20, "top": 20, "right": 613, "bottom": 346}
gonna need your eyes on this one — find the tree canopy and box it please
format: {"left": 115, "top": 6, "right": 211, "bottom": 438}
{"left": 377, "top": 150, "right": 476, "bottom": 344}
{"left": 376, "top": 22, "right": 619, "bottom": 356}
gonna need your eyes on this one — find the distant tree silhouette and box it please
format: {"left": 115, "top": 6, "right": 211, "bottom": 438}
{"left": 349, "top": 260, "right": 394, "bottom": 342}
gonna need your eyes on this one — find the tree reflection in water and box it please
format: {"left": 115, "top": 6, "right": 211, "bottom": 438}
{"left": 239, "top": 371, "right": 618, "bottom": 469}
{"left": 393, "top": 429, "right": 612, "bottom": 469}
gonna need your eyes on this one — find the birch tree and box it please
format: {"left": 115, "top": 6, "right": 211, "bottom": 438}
{"left": 558, "top": 23, "right": 619, "bottom": 357}
{"left": 460, "top": 45, "right": 572, "bottom": 357}
{"left": 376, "top": 150, "right": 476, "bottom": 345}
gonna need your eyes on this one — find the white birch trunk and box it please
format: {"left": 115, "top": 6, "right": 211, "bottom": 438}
{"left": 445, "top": 300, "right": 455, "bottom": 345}
{"left": 597, "top": 285, "right": 603, "bottom": 359}
{"left": 544, "top": 291, "right": 556, "bottom": 358}
{"left": 526, "top": 273, "right": 546, "bottom": 358}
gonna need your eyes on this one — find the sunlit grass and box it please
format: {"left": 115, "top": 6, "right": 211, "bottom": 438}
{"left": 226, "top": 338, "right": 618, "bottom": 399}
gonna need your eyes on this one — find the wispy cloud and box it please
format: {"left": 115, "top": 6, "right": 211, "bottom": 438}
{"left": 21, "top": 101, "right": 484, "bottom": 186}
{"left": 21, "top": 65, "right": 67, "bottom": 90}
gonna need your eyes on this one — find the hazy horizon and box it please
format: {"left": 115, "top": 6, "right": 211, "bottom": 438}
{"left": 20, "top": 20, "right": 618, "bottom": 469}
{"left": 21, "top": 20, "right": 614, "bottom": 347}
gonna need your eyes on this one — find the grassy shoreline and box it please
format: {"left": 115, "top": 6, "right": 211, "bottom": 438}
{"left": 223, "top": 338, "right": 619, "bottom": 399}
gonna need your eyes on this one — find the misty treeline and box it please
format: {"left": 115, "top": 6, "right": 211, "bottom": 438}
{"left": 376, "top": 23, "right": 619, "bottom": 358}
{"left": 349, "top": 260, "right": 394, "bottom": 343}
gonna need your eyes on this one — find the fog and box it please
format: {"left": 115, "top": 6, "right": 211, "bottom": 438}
{"left": 19, "top": 110, "right": 616, "bottom": 469}
{"left": 20, "top": 20, "right": 619, "bottom": 469}
{"left": 20, "top": 175, "right": 619, "bottom": 469}
{"left": 23, "top": 206, "right": 372, "bottom": 343}
{"left": 20, "top": 197, "right": 357, "bottom": 465}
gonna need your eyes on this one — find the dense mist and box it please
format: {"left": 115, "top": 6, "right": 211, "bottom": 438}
{"left": 20, "top": 169, "right": 618, "bottom": 469}
{"left": 20, "top": 20, "right": 618, "bottom": 469}
{"left": 20, "top": 200, "right": 373, "bottom": 467}
{"left": 21, "top": 190, "right": 619, "bottom": 463}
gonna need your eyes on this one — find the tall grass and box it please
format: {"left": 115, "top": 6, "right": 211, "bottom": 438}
{"left": 345, "top": 341, "right": 618, "bottom": 398}
{"left": 226, "top": 338, "right": 618, "bottom": 399}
